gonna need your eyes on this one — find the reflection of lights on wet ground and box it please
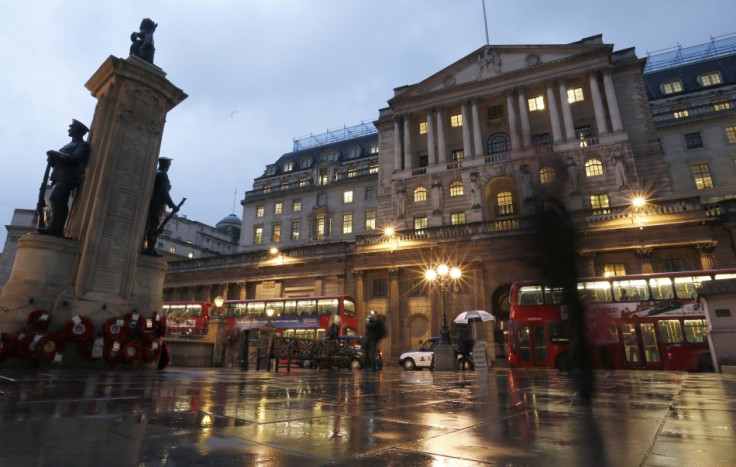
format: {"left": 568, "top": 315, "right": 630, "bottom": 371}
{"left": 200, "top": 414, "right": 212, "bottom": 427}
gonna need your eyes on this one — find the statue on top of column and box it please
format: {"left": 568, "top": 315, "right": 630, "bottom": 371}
{"left": 130, "top": 18, "right": 157, "bottom": 64}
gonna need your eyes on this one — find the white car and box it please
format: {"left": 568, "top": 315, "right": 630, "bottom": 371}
{"left": 399, "top": 337, "right": 457, "bottom": 370}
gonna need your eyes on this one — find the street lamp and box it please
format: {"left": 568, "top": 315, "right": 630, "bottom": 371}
{"left": 425, "top": 264, "right": 461, "bottom": 345}
{"left": 213, "top": 296, "right": 224, "bottom": 318}
{"left": 266, "top": 307, "right": 275, "bottom": 324}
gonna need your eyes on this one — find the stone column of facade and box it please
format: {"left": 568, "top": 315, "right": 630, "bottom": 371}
{"left": 545, "top": 80, "right": 563, "bottom": 142}
{"left": 471, "top": 99, "right": 484, "bottom": 157}
{"left": 393, "top": 118, "right": 402, "bottom": 171}
{"left": 580, "top": 252, "right": 597, "bottom": 277}
{"left": 602, "top": 67, "right": 624, "bottom": 132}
{"left": 353, "top": 270, "right": 365, "bottom": 336}
{"left": 505, "top": 91, "right": 520, "bottom": 151}
{"left": 636, "top": 248, "right": 654, "bottom": 274}
{"left": 697, "top": 242, "right": 719, "bottom": 270}
{"left": 388, "top": 267, "right": 400, "bottom": 360}
{"left": 238, "top": 282, "right": 247, "bottom": 300}
{"left": 558, "top": 79, "right": 576, "bottom": 141}
{"left": 461, "top": 101, "right": 473, "bottom": 158}
{"left": 188, "top": 287, "right": 196, "bottom": 302}
{"left": 426, "top": 108, "right": 437, "bottom": 165}
{"left": 588, "top": 69, "right": 609, "bottom": 136}
{"left": 222, "top": 283, "right": 230, "bottom": 301}
{"left": 517, "top": 88, "right": 532, "bottom": 148}
{"left": 403, "top": 115, "right": 413, "bottom": 170}
{"left": 436, "top": 107, "right": 448, "bottom": 163}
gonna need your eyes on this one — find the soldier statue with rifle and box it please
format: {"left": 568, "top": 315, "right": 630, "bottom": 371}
{"left": 37, "top": 119, "right": 90, "bottom": 237}
{"left": 143, "top": 156, "right": 183, "bottom": 256}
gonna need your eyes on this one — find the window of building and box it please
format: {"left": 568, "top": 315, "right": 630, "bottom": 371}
{"left": 256, "top": 205, "right": 264, "bottom": 218}
{"left": 315, "top": 214, "right": 328, "bottom": 239}
{"left": 347, "top": 168, "right": 357, "bottom": 178}
{"left": 661, "top": 79, "right": 683, "bottom": 94}
{"left": 487, "top": 133, "right": 510, "bottom": 154}
{"left": 673, "top": 109, "right": 689, "bottom": 119}
{"left": 291, "top": 220, "right": 300, "bottom": 240}
{"left": 487, "top": 104, "right": 504, "bottom": 120}
{"left": 409, "top": 277, "right": 427, "bottom": 296}
{"left": 299, "top": 178, "right": 309, "bottom": 187}
{"left": 450, "top": 114, "right": 463, "bottom": 127}
{"left": 585, "top": 158, "right": 604, "bottom": 177}
{"left": 274, "top": 202, "right": 283, "bottom": 215}
{"left": 414, "top": 186, "right": 427, "bottom": 202}
{"left": 300, "top": 158, "right": 313, "bottom": 169}
{"left": 372, "top": 278, "right": 388, "bottom": 297}
{"left": 266, "top": 165, "right": 277, "bottom": 176}
{"left": 169, "top": 246, "right": 176, "bottom": 254}
{"left": 317, "top": 193, "right": 327, "bottom": 206}
{"left": 449, "top": 180, "right": 464, "bottom": 197}
{"left": 188, "top": 251, "right": 194, "bottom": 259}
{"left": 369, "top": 142, "right": 379, "bottom": 154}
{"left": 528, "top": 96, "right": 545, "bottom": 111}
{"left": 342, "top": 213, "right": 353, "bottom": 234}
{"left": 452, "top": 149, "right": 464, "bottom": 162}
{"left": 532, "top": 133, "right": 550, "bottom": 146}
{"left": 714, "top": 99, "right": 731, "bottom": 111}
{"left": 272, "top": 224, "right": 281, "bottom": 242}
{"left": 280, "top": 182, "right": 289, "bottom": 191}
{"left": 661, "top": 259, "right": 685, "bottom": 272}
{"left": 365, "top": 210, "right": 376, "bottom": 230}
{"left": 567, "top": 87, "right": 585, "bottom": 103}
{"left": 451, "top": 212, "right": 466, "bottom": 225}
{"left": 283, "top": 161, "right": 294, "bottom": 172}
{"left": 263, "top": 185, "right": 271, "bottom": 194}
{"left": 419, "top": 155, "right": 428, "bottom": 167}
{"left": 540, "top": 167, "right": 555, "bottom": 184}
{"left": 691, "top": 163, "right": 714, "bottom": 190}
{"left": 590, "top": 193, "right": 610, "bottom": 215}
{"left": 414, "top": 216, "right": 428, "bottom": 233}
{"left": 322, "top": 151, "right": 340, "bottom": 162}
{"left": 684, "top": 132, "right": 703, "bottom": 149}
{"left": 496, "top": 191, "right": 514, "bottom": 216}
{"left": 362, "top": 186, "right": 374, "bottom": 201}
{"left": 319, "top": 173, "right": 329, "bottom": 186}
{"left": 253, "top": 226, "right": 263, "bottom": 245}
{"left": 726, "top": 126, "right": 736, "bottom": 144}
{"left": 343, "top": 190, "right": 353, "bottom": 204}
{"left": 347, "top": 146, "right": 362, "bottom": 159}
{"left": 575, "top": 126, "right": 592, "bottom": 139}
{"left": 369, "top": 164, "right": 378, "bottom": 174}
{"left": 603, "top": 263, "right": 626, "bottom": 277}
{"left": 419, "top": 121, "right": 427, "bottom": 135}
{"left": 698, "top": 71, "right": 722, "bottom": 87}
{"left": 293, "top": 199, "right": 302, "bottom": 212}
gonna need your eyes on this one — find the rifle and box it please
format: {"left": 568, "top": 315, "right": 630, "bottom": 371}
{"left": 36, "top": 162, "right": 52, "bottom": 228}
{"left": 155, "top": 198, "right": 186, "bottom": 236}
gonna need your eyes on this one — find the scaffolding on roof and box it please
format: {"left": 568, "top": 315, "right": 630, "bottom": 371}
{"left": 644, "top": 32, "right": 736, "bottom": 73}
{"left": 292, "top": 122, "right": 377, "bottom": 151}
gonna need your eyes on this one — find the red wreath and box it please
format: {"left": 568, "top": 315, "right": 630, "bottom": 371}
{"left": 15, "top": 332, "right": 36, "bottom": 359}
{"left": 77, "top": 337, "right": 103, "bottom": 361}
{"left": 103, "top": 317, "right": 128, "bottom": 340}
{"left": 153, "top": 313, "right": 167, "bottom": 338}
{"left": 34, "top": 332, "right": 64, "bottom": 362}
{"left": 121, "top": 340, "right": 143, "bottom": 364}
{"left": 142, "top": 340, "right": 162, "bottom": 363}
{"left": 64, "top": 316, "right": 95, "bottom": 343}
{"left": 27, "top": 309, "right": 53, "bottom": 331}
{"left": 123, "top": 311, "right": 144, "bottom": 337}
{"left": 0, "top": 333, "right": 17, "bottom": 359}
{"left": 141, "top": 315, "right": 158, "bottom": 341}
{"left": 103, "top": 339, "right": 123, "bottom": 364}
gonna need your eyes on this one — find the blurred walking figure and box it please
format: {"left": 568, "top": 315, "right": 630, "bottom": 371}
{"left": 365, "top": 312, "right": 386, "bottom": 371}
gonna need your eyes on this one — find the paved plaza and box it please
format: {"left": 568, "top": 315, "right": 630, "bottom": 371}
{"left": 0, "top": 363, "right": 734, "bottom": 466}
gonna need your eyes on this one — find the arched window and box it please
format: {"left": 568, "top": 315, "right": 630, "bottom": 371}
{"left": 487, "top": 133, "right": 510, "bottom": 154}
{"left": 585, "top": 158, "right": 604, "bottom": 177}
{"left": 413, "top": 186, "right": 427, "bottom": 202}
{"left": 449, "top": 180, "right": 464, "bottom": 197}
{"left": 496, "top": 191, "right": 514, "bottom": 216}
{"left": 540, "top": 167, "right": 556, "bottom": 184}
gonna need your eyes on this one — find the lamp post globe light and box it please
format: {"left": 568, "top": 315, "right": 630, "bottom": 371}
{"left": 213, "top": 296, "right": 224, "bottom": 318}
{"left": 425, "top": 264, "right": 461, "bottom": 370}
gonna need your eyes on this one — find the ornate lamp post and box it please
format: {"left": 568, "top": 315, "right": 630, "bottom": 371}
{"left": 425, "top": 264, "right": 461, "bottom": 370}
{"left": 213, "top": 296, "right": 224, "bottom": 318}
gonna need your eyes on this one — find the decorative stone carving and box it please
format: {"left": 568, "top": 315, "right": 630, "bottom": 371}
{"left": 478, "top": 49, "right": 502, "bottom": 79}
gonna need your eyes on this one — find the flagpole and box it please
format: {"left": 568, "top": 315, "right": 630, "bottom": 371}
{"left": 481, "top": 0, "right": 490, "bottom": 45}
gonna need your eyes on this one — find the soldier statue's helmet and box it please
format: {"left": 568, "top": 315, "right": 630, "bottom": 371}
{"left": 70, "top": 119, "right": 89, "bottom": 135}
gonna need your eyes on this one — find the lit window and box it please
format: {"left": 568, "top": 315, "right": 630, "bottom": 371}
{"left": 414, "top": 186, "right": 427, "bottom": 202}
{"left": 414, "top": 216, "right": 428, "bottom": 233}
{"left": 274, "top": 202, "right": 283, "bottom": 215}
{"left": 280, "top": 182, "right": 289, "bottom": 191}
{"left": 684, "top": 132, "right": 703, "bottom": 149}
{"left": 449, "top": 180, "right": 464, "bottom": 197}
{"left": 450, "top": 114, "right": 463, "bottom": 127}
{"left": 567, "top": 87, "right": 584, "bottom": 103}
{"left": 369, "top": 164, "right": 378, "bottom": 174}
{"left": 603, "top": 263, "right": 626, "bottom": 277}
{"left": 365, "top": 186, "right": 376, "bottom": 200}
{"left": 263, "top": 185, "right": 271, "bottom": 194}
{"left": 347, "top": 168, "right": 357, "bottom": 178}
{"left": 691, "top": 163, "right": 714, "bottom": 190}
{"left": 419, "top": 121, "right": 427, "bottom": 134}
{"left": 590, "top": 193, "right": 610, "bottom": 214}
{"left": 299, "top": 178, "right": 308, "bottom": 187}
{"left": 188, "top": 251, "right": 194, "bottom": 259}
{"left": 365, "top": 210, "right": 376, "bottom": 230}
{"left": 272, "top": 224, "right": 281, "bottom": 242}
{"left": 496, "top": 191, "right": 514, "bottom": 216}
{"left": 256, "top": 205, "right": 264, "bottom": 218}
{"left": 451, "top": 212, "right": 466, "bottom": 225}
{"left": 283, "top": 161, "right": 294, "bottom": 172}
{"left": 713, "top": 99, "right": 731, "bottom": 111}
{"left": 369, "top": 142, "right": 379, "bottom": 154}
{"left": 169, "top": 246, "right": 176, "bottom": 254}
{"left": 293, "top": 200, "right": 302, "bottom": 212}
{"left": 342, "top": 213, "right": 353, "bottom": 234}
{"left": 726, "top": 126, "right": 736, "bottom": 144}
{"left": 319, "top": 174, "right": 329, "bottom": 185}
{"left": 452, "top": 150, "right": 464, "bottom": 162}
{"left": 540, "top": 167, "right": 555, "bottom": 184}
{"left": 487, "top": 133, "right": 510, "bottom": 154}
{"left": 662, "top": 79, "right": 683, "bottom": 94}
{"left": 585, "top": 158, "right": 604, "bottom": 177}
{"left": 253, "top": 227, "right": 263, "bottom": 245}
{"left": 315, "top": 214, "right": 327, "bottom": 238}
{"left": 487, "top": 104, "right": 503, "bottom": 120}
{"left": 291, "top": 220, "right": 300, "bottom": 240}
{"left": 673, "top": 109, "right": 689, "bottom": 119}
{"left": 699, "top": 71, "right": 722, "bottom": 87}
{"left": 343, "top": 190, "right": 353, "bottom": 204}
{"left": 528, "top": 96, "right": 545, "bottom": 111}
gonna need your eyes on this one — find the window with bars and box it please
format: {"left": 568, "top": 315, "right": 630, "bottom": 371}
{"left": 662, "top": 79, "right": 683, "bottom": 94}
{"left": 567, "top": 87, "right": 585, "bottom": 103}
{"left": 450, "top": 114, "right": 463, "bottom": 127}
{"left": 293, "top": 200, "right": 302, "bottom": 212}
{"left": 291, "top": 220, "right": 300, "bottom": 240}
{"left": 487, "top": 133, "right": 510, "bottom": 154}
{"left": 487, "top": 104, "right": 503, "bottom": 120}
{"left": 496, "top": 191, "right": 514, "bottom": 216}
{"left": 414, "top": 186, "right": 427, "bottom": 202}
{"left": 419, "top": 121, "right": 427, "bottom": 134}
{"left": 414, "top": 216, "right": 428, "bottom": 233}
{"left": 684, "top": 132, "right": 703, "bottom": 149}
{"left": 342, "top": 213, "right": 353, "bottom": 234}
{"left": 726, "top": 126, "right": 736, "bottom": 144}
{"left": 661, "top": 259, "right": 685, "bottom": 272}
{"left": 409, "top": 277, "right": 427, "bottom": 296}
{"left": 691, "top": 163, "right": 714, "bottom": 190}
{"left": 272, "top": 224, "right": 281, "bottom": 243}
{"left": 253, "top": 226, "right": 263, "bottom": 245}
{"left": 698, "top": 71, "right": 722, "bottom": 87}
{"left": 365, "top": 186, "right": 376, "bottom": 200}
{"left": 452, "top": 149, "right": 464, "bottom": 162}
{"left": 372, "top": 278, "right": 388, "bottom": 297}
{"left": 274, "top": 202, "right": 283, "bottom": 215}
{"left": 532, "top": 133, "right": 551, "bottom": 146}
{"left": 256, "top": 205, "right": 264, "bottom": 218}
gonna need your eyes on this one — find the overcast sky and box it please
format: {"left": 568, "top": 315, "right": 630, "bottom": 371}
{"left": 1, "top": 1, "right": 734, "bottom": 247}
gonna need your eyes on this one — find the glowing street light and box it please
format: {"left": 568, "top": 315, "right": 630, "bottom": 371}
{"left": 425, "top": 264, "right": 462, "bottom": 345}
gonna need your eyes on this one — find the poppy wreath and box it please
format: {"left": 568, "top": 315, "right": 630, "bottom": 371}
{"left": 15, "top": 332, "right": 36, "bottom": 359}
{"left": 142, "top": 340, "right": 162, "bottom": 363}
{"left": 34, "top": 331, "right": 64, "bottom": 363}
{"left": 121, "top": 340, "right": 143, "bottom": 364}
{"left": 63, "top": 316, "right": 95, "bottom": 343}
{"left": 140, "top": 315, "right": 158, "bottom": 341}
{"left": 103, "top": 317, "right": 127, "bottom": 340}
{"left": 0, "top": 332, "right": 17, "bottom": 359}
{"left": 153, "top": 313, "right": 167, "bottom": 338}
{"left": 103, "top": 339, "right": 123, "bottom": 364}
{"left": 123, "top": 311, "right": 143, "bottom": 338}
{"left": 27, "top": 309, "right": 53, "bottom": 331}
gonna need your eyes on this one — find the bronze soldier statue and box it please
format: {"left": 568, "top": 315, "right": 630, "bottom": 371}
{"left": 37, "top": 119, "right": 90, "bottom": 237}
{"left": 130, "top": 18, "right": 157, "bottom": 64}
{"left": 143, "top": 157, "right": 179, "bottom": 256}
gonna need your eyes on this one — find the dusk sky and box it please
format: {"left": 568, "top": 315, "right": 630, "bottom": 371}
{"left": 1, "top": 0, "right": 734, "bottom": 247}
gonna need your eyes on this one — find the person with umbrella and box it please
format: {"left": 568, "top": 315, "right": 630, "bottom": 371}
{"left": 457, "top": 325, "right": 474, "bottom": 370}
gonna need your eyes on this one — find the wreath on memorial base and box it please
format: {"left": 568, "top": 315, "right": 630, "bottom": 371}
{"left": 142, "top": 340, "right": 162, "bottom": 363}
{"left": 64, "top": 316, "right": 95, "bottom": 343}
{"left": 34, "top": 331, "right": 64, "bottom": 362}
{"left": 121, "top": 340, "right": 143, "bottom": 364}
{"left": 103, "top": 339, "right": 123, "bottom": 364}
{"left": 27, "top": 309, "right": 53, "bottom": 331}
{"left": 103, "top": 317, "right": 127, "bottom": 340}
{"left": 77, "top": 337, "right": 104, "bottom": 361}
{"left": 15, "top": 332, "right": 36, "bottom": 359}
{"left": 123, "top": 311, "right": 143, "bottom": 338}
{"left": 0, "top": 333, "right": 17, "bottom": 359}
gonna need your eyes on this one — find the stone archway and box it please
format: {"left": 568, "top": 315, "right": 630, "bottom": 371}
{"left": 406, "top": 313, "right": 430, "bottom": 349}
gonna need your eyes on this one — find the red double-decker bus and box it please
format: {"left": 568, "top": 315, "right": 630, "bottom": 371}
{"left": 508, "top": 269, "right": 736, "bottom": 372}
{"left": 162, "top": 301, "right": 213, "bottom": 335}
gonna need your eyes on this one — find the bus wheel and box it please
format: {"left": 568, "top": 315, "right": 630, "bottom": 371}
{"left": 555, "top": 353, "right": 572, "bottom": 372}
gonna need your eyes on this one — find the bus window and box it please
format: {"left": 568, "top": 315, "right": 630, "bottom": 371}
{"left": 684, "top": 319, "right": 708, "bottom": 343}
{"left": 621, "top": 324, "right": 640, "bottom": 363}
{"left": 267, "top": 301, "right": 284, "bottom": 317}
{"left": 343, "top": 298, "right": 356, "bottom": 318}
{"left": 578, "top": 281, "right": 612, "bottom": 303}
{"left": 517, "top": 286, "right": 543, "bottom": 306}
{"left": 167, "top": 304, "right": 187, "bottom": 318}
{"left": 613, "top": 280, "right": 649, "bottom": 301}
{"left": 674, "top": 276, "right": 711, "bottom": 299}
{"left": 247, "top": 302, "right": 264, "bottom": 317}
{"left": 226, "top": 303, "right": 246, "bottom": 318}
{"left": 518, "top": 328, "right": 531, "bottom": 361}
{"left": 715, "top": 273, "right": 736, "bottom": 280}
{"left": 316, "top": 329, "right": 326, "bottom": 340}
{"left": 544, "top": 287, "right": 564, "bottom": 305}
{"left": 649, "top": 278, "right": 674, "bottom": 300}
{"left": 282, "top": 329, "right": 295, "bottom": 337}
{"left": 283, "top": 300, "right": 297, "bottom": 316}
{"left": 295, "top": 329, "right": 315, "bottom": 339}
{"left": 549, "top": 322, "right": 571, "bottom": 343}
{"left": 188, "top": 304, "right": 203, "bottom": 317}
{"left": 297, "top": 300, "right": 316, "bottom": 316}
{"left": 317, "top": 298, "right": 339, "bottom": 315}
{"left": 640, "top": 323, "right": 660, "bottom": 363}
{"left": 657, "top": 320, "right": 683, "bottom": 343}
